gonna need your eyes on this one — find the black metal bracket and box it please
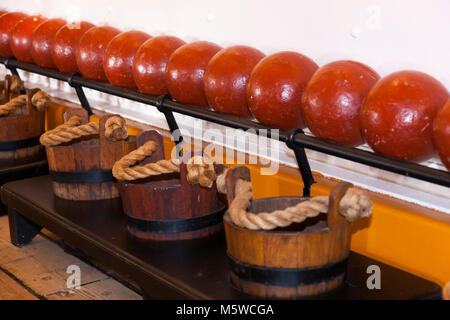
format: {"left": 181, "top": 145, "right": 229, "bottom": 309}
{"left": 4, "top": 58, "right": 20, "bottom": 78}
{"left": 68, "top": 73, "right": 93, "bottom": 116}
{"left": 156, "top": 95, "right": 183, "bottom": 159}
{"left": 8, "top": 209, "right": 42, "bottom": 247}
{"left": 286, "top": 128, "right": 315, "bottom": 197}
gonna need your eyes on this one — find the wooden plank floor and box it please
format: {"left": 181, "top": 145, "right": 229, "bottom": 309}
{"left": 0, "top": 215, "right": 142, "bottom": 300}
{"left": 0, "top": 269, "right": 38, "bottom": 300}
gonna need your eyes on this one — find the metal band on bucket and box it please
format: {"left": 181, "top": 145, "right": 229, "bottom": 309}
{"left": 126, "top": 206, "right": 226, "bottom": 233}
{"left": 49, "top": 170, "right": 115, "bottom": 184}
{"left": 0, "top": 136, "right": 41, "bottom": 151}
{"left": 228, "top": 254, "right": 348, "bottom": 287}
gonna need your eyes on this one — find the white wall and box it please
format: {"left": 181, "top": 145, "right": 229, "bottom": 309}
{"left": 1, "top": 0, "right": 449, "bottom": 213}
{"left": 2, "top": 0, "right": 449, "bottom": 87}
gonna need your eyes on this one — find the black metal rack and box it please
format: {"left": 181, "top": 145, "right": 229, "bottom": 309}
{"left": 2, "top": 57, "right": 449, "bottom": 196}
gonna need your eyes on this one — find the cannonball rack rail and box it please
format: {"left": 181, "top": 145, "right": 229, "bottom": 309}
{"left": 1, "top": 56, "right": 449, "bottom": 197}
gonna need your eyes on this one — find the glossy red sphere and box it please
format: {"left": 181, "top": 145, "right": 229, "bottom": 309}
{"left": 361, "top": 71, "right": 449, "bottom": 162}
{"left": 76, "top": 26, "right": 120, "bottom": 81}
{"left": 0, "top": 12, "right": 28, "bottom": 57}
{"left": 165, "top": 41, "right": 222, "bottom": 108}
{"left": 433, "top": 99, "right": 450, "bottom": 171}
{"left": 302, "top": 60, "right": 379, "bottom": 145}
{"left": 10, "top": 15, "right": 47, "bottom": 62}
{"left": 103, "top": 30, "right": 151, "bottom": 89}
{"left": 31, "top": 18, "right": 67, "bottom": 68}
{"left": 52, "top": 21, "right": 95, "bottom": 73}
{"left": 204, "top": 45, "right": 265, "bottom": 118}
{"left": 132, "top": 35, "right": 186, "bottom": 95}
{"left": 247, "top": 51, "right": 318, "bottom": 129}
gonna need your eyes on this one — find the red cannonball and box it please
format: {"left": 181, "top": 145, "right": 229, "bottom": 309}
{"left": 165, "top": 41, "right": 222, "bottom": 108}
{"left": 302, "top": 60, "right": 379, "bottom": 145}
{"left": 361, "top": 70, "right": 449, "bottom": 162}
{"left": 204, "top": 45, "right": 265, "bottom": 118}
{"left": 52, "top": 21, "right": 95, "bottom": 73}
{"left": 103, "top": 30, "right": 151, "bottom": 89}
{"left": 247, "top": 51, "right": 318, "bottom": 129}
{"left": 0, "top": 12, "right": 28, "bottom": 57}
{"left": 433, "top": 99, "right": 450, "bottom": 171}
{"left": 132, "top": 35, "right": 186, "bottom": 95}
{"left": 31, "top": 18, "right": 67, "bottom": 68}
{"left": 76, "top": 26, "right": 120, "bottom": 82}
{"left": 10, "top": 15, "right": 47, "bottom": 63}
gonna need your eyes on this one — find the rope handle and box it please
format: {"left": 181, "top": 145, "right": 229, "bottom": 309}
{"left": 40, "top": 114, "right": 128, "bottom": 147}
{"left": 0, "top": 90, "right": 50, "bottom": 117}
{"left": 112, "top": 140, "right": 217, "bottom": 188}
{"left": 112, "top": 140, "right": 180, "bottom": 180}
{"left": 216, "top": 166, "right": 373, "bottom": 230}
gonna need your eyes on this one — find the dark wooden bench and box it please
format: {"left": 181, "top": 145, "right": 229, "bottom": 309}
{"left": 0, "top": 160, "right": 48, "bottom": 214}
{"left": 0, "top": 175, "right": 442, "bottom": 300}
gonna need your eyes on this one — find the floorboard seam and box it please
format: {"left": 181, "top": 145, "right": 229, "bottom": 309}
{"left": 0, "top": 264, "right": 46, "bottom": 300}
{"left": 44, "top": 277, "right": 111, "bottom": 297}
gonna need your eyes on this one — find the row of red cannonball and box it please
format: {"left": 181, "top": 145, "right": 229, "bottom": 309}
{"left": 0, "top": 11, "right": 449, "bottom": 171}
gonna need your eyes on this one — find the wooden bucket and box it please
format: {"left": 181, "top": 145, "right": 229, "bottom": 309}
{"left": 0, "top": 87, "right": 45, "bottom": 168}
{"left": 45, "top": 109, "right": 136, "bottom": 201}
{"left": 118, "top": 130, "right": 226, "bottom": 241}
{"left": 223, "top": 166, "right": 352, "bottom": 298}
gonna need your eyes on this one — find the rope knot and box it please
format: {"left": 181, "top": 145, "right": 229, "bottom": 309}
{"left": 186, "top": 155, "right": 217, "bottom": 188}
{"left": 105, "top": 116, "right": 128, "bottom": 141}
{"left": 338, "top": 187, "right": 372, "bottom": 222}
{"left": 31, "top": 91, "right": 51, "bottom": 111}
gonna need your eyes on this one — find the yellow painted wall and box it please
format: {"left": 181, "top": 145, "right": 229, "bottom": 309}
{"left": 47, "top": 103, "right": 450, "bottom": 287}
